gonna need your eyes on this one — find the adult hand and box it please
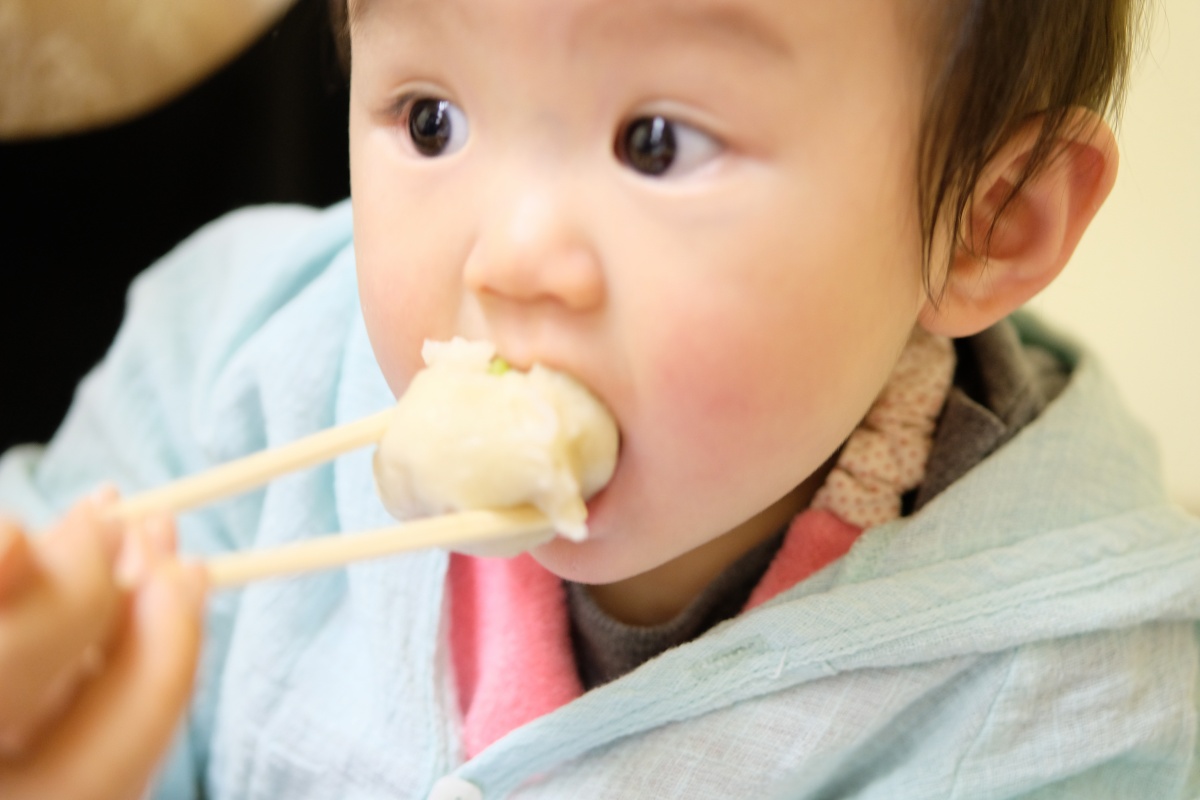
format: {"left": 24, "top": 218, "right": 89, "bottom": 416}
{"left": 0, "top": 491, "right": 207, "bottom": 800}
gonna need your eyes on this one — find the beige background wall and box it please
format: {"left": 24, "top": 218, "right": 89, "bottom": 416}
{"left": 1029, "top": 0, "right": 1200, "bottom": 513}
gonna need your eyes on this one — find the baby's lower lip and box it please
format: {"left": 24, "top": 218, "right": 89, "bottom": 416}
{"left": 582, "top": 452, "right": 621, "bottom": 537}
{"left": 585, "top": 483, "right": 611, "bottom": 517}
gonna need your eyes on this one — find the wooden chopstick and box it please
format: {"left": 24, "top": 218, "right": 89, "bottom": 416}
{"left": 110, "top": 410, "right": 393, "bottom": 522}
{"left": 204, "top": 506, "right": 553, "bottom": 587}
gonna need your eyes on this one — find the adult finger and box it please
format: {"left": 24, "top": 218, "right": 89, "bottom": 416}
{"left": 0, "top": 560, "right": 208, "bottom": 800}
{"left": 0, "top": 518, "right": 35, "bottom": 605}
{"left": 0, "top": 496, "right": 126, "bottom": 736}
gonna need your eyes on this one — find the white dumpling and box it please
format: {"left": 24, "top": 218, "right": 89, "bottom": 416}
{"left": 372, "top": 338, "right": 618, "bottom": 548}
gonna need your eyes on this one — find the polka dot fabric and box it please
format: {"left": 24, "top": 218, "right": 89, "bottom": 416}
{"left": 811, "top": 328, "right": 955, "bottom": 529}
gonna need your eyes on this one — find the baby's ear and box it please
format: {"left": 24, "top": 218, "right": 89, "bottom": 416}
{"left": 919, "top": 108, "right": 1118, "bottom": 338}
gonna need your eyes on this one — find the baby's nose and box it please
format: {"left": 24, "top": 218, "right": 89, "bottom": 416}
{"left": 463, "top": 186, "right": 604, "bottom": 313}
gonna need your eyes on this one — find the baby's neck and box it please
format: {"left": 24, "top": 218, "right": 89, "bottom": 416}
{"left": 587, "top": 464, "right": 832, "bottom": 626}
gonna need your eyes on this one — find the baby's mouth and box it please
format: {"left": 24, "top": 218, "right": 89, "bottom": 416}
{"left": 373, "top": 337, "right": 620, "bottom": 545}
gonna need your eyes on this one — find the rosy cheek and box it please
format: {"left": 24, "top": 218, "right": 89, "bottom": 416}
{"left": 636, "top": 321, "right": 770, "bottom": 474}
{"left": 642, "top": 293, "right": 793, "bottom": 418}
{"left": 652, "top": 346, "right": 759, "bottom": 423}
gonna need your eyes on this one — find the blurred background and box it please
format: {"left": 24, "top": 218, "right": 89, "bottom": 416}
{"left": 0, "top": 0, "right": 350, "bottom": 453}
{"left": 0, "top": 0, "right": 1196, "bottom": 511}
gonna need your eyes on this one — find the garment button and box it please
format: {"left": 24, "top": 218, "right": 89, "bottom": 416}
{"left": 428, "top": 775, "right": 483, "bottom": 800}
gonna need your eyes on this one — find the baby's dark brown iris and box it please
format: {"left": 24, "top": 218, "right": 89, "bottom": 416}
{"left": 409, "top": 98, "right": 453, "bottom": 156}
{"left": 618, "top": 116, "right": 677, "bottom": 176}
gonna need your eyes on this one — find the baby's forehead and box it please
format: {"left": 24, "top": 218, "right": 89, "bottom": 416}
{"left": 346, "top": 0, "right": 926, "bottom": 65}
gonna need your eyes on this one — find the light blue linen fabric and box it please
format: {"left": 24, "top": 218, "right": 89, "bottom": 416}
{"left": 1, "top": 202, "right": 1197, "bottom": 799}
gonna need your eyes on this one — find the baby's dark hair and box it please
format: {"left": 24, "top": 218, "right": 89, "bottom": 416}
{"left": 327, "top": 0, "right": 1144, "bottom": 292}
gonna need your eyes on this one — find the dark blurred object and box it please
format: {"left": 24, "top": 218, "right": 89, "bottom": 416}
{"left": 0, "top": 0, "right": 350, "bottom": 452}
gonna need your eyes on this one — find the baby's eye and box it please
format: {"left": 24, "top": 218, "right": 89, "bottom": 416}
{"left": 615, "top": 115, "right": 720, "bottom": 178}
{"left": 405, "top": 96, "right": 469, "bottom": 157}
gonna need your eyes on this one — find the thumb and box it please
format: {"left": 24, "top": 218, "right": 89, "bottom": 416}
{"left": 0, "top": 561, "right": 208, "bottom": 800}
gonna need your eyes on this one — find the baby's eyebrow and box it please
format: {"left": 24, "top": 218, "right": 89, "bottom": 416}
{"left": 349, "top": 0, "right": 793, "bottom": 63}
{"left": 347, "top": 0, "right": 431, "bottom": 27}
{"left": 347, "top": 0, "right": 395, "bottom": 26}
{"left": 614, "top": 1, "right": 793, "bottom": 61}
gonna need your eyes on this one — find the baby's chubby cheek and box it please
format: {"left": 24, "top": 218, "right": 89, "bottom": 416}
{"left": 628, "top": 321, "right": 860, "bottom": 527}
{"left": 643, "top": 329, "right": 800, "bottom": 450}
{"left": 643, "top": 357, "right": 763, "bottom": 480}
{"left": 358, "top": 299, "right": 433, "bottom": 398}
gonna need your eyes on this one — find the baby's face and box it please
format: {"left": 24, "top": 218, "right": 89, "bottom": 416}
{"left": 350, "top": 0, "right": 932, "bottom": 584}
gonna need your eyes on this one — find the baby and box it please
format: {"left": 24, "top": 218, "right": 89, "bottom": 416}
{"left": 4, "top": 0, "right": 1199, "bottom": 798}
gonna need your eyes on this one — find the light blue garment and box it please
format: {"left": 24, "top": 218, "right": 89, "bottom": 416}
{"left": 2, "top": 203, "right": 1197, "bottom": 799}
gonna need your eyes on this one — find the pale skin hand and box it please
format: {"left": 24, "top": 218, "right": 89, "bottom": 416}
{"left": 0, "top": 490, "right": 208, "bottom": 800}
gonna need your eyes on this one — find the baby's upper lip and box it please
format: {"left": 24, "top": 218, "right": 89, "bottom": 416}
{"left": 499, "top": 345, "right": 622, "bottom": 434}
{"left": 487, "top": 343, "right": 544, "bottom": 374}
{"left": 496, "top": 347, "right": 600, "bottom": 393}
{"left": 483, "top": 336, "right": 621, "bottom": 426}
